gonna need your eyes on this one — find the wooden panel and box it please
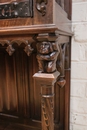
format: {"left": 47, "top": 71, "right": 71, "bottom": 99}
{"left": 0, "top": 0, "right": 53, "bottom": 27}
{"left": 0, "top": 48, "right": 31, "bottom": 117}
{"left": 0, "top": 43, "right": 70, "bottom": 130}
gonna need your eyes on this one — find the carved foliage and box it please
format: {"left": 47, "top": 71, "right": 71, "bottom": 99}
{"left": 36, "top": 41, "right": 59, "bottom": 73}
{"left": 24, "top": 43, "right": 34, "bottom": 56}
{"left": 36, "top": 0, "right": 48, "bottom": 16}
{"left": 6, "top": 44, "right": 15, "bottom": 56}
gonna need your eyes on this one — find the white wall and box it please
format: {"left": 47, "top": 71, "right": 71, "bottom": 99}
{"left": 70, "top": 0, "right": 87, "bottom": 130}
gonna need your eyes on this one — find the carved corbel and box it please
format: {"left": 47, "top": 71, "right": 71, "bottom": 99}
{"left": 35, "top": 33, "right": 60, "bottom": 73}
{"left": 52, "top": 35, "right": 69, "bottom": 88}
{"left": 36, "top": 0, "right": 48, "bottom": 16}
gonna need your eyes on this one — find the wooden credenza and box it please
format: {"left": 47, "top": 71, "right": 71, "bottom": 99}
{"left": 0, "top": 0, "right": 72, "bottom": 130}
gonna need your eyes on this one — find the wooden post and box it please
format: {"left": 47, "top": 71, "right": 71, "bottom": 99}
{"left": 33, "top": 71, "right": 60, "bottom": 130}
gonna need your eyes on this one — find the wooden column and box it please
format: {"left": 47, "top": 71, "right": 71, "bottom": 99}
{"left": 33, "top": 71, "right": 60, "bottom": 130}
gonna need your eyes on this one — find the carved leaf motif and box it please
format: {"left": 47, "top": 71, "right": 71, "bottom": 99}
{"left": 6, "top": 45, "right": 15, "bottom": 56}
{"left": 24, "top": 44, "right": 34, "bottom": 56}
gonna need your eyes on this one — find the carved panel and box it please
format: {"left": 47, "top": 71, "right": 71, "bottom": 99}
{"left": 0, "top": 0, "right": 33, "bottom": 19}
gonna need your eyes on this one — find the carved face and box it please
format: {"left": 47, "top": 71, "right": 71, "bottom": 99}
{"left": 37, "top": 41, "right": 52, "bottom": 54}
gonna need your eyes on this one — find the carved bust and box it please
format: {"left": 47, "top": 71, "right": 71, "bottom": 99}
{"left": 36, "top": 41, "right": 59, "bottom": 73}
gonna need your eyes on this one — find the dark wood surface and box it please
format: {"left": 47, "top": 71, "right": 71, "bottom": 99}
{"left": 0, "top": 118, "right": 41, "bottom": 130}
{"left": 0, "top": 0, "right": 72, "bottom": 36}
{"left": 0, "top": 48, "right": 70, "bottom": 130}
{"left": 0, "top": 0, "right": 71, "bottom": 130}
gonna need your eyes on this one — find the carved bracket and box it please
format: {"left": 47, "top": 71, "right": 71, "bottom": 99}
{"left": 0, "top": 39, "right": 34, "bottom": 56}
{"left": 35, "top": 34, "right": 70, "bottom": 88}
{"left": 36, "top": 0, "right": 48, "bottom": 16}
{"left": 57, "top": 43, "right": 69, "bottom": 88}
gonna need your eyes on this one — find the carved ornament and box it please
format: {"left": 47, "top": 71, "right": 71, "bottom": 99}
{"left": 0, "top": 39, "right": 34, "bottom": 56}
{"left": 36, "top": 0, "right": 48, "bottom": 16}
{"left": 0, "top": 0, "right": 33, "bottom": 19}
{"left": 57, "top": 43, "right": 69, "bottom": 88}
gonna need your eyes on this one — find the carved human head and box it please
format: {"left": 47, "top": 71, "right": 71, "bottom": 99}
{"left": 37, "top": 41, "right": 54, "bottom": 54}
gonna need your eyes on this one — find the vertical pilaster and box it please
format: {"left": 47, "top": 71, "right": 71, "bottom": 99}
{"left": 33, "top": 72, "right": 60, "bottom": 130}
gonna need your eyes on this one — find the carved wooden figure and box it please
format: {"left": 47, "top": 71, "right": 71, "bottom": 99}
{"left": 36, "top": 41, "right": 59, "bottom": 73}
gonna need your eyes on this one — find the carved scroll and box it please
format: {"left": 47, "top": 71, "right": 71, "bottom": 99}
{"left": 36, "top": 0, "right": 48, "bottom": 16}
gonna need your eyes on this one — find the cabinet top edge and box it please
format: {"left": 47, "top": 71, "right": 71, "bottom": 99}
{"left": 0, "top": 24, "right": 73, "bottom": 36}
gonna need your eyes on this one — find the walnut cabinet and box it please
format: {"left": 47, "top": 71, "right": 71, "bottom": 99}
{"left": 0, "top": 0, "right": 72, "bottom": 130}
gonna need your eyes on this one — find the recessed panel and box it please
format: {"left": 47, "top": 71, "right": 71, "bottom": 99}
{"left": 0, "top": 0, "right": 33, "bottom": 19}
